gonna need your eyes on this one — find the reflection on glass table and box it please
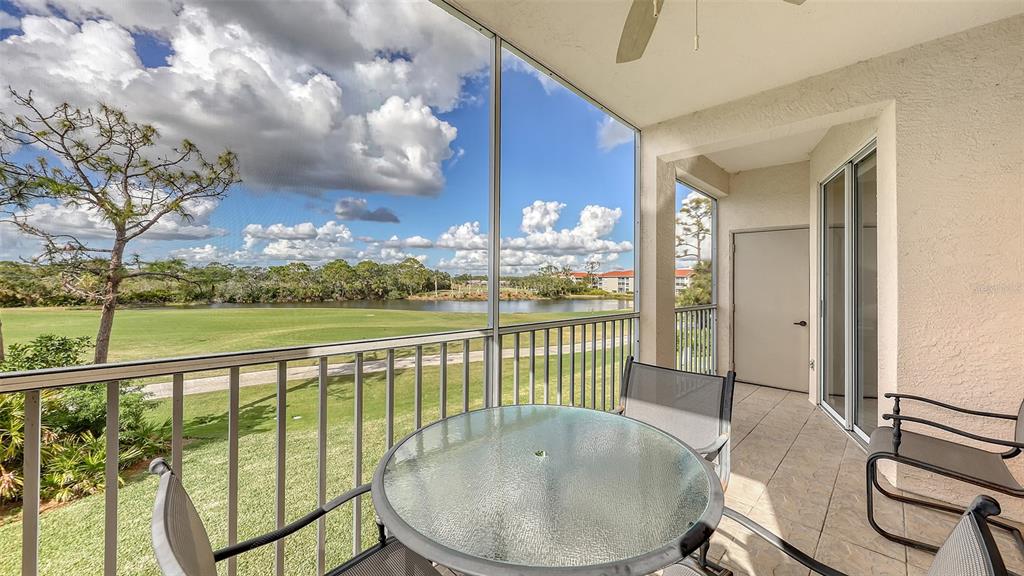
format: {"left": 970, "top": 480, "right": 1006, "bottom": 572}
{"left": 372, "top": 405, "right": 723, "bottom": 576}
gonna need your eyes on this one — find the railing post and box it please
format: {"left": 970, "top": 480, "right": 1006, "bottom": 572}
{"left": 415, "top": 346, "right": 423, "bottom": 429}
{"left": 386, "top": 350, "right": 395, "bottom": 446}
{"left": 528, "top": 331, "right": 536, "bottom": 405}
{"left": 353, "top": 353, "right": 364, "bottom": 554}
{"left": 227, "top": 367, "right": 240, "bottom": 576}
{"left": 513, "top": 334, "right": 520, "bottom": 405}
{"left": 439, "top": 344, "right": 447, "bottom": 419}
{"left": 275, "top": 362, "right": 287, "bottom": 576}
{"left": 171, "top": 373, "right": 183, "bottom": 477}
{"left": 462, "top": 340, "right": 470, "bottom": 412}
{"left": 104, "top": 381, "right": 119, "bottom": 576}
{"left": 317, "top": 357, "right": 328, "bottom": 575}
{"left": 21, "top": 389, "right": 40, "bottom": 576}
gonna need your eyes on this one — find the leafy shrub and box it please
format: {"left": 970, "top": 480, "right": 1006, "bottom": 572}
{"left": 0, "top": 335, "right": 168, "bottom": 505}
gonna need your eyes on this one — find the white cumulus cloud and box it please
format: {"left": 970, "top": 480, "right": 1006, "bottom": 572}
{"left": 436, "top": 202, "right": 632, "bottom": 274}
{"left": 0, "top": 1, "right": 486, "bottom": 196}
{"left": 13, "top": 197, "right": 225, "bottom": 242}
{"left": 0, "top": 11, "right": 21, "bottom": 30}
{"left": 597, "top": 116, "right": 634, "bottom": 152}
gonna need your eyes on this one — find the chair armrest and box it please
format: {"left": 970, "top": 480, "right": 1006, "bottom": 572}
{"left": 695, "top": 434, "right": 728, "bottom": 461}
{"left": 884, "top": 393, "right": 1018, "bottom": 420}
{"left": 214, "top": 484, "right": 371, "bottom": 561}
{"left": 883, "top": 414, "right": 1024, "bottom": 450}
{"left": 722, "top": 507, "right": 848, "bottom": 576}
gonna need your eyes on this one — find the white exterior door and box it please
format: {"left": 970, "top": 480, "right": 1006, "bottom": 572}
{"left": 733, "top": 228, "right": 809, "bottom": 390}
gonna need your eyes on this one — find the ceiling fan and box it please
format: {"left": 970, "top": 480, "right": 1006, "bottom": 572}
{"left": 616, "top": 0, "right": 808, "bottom": 63}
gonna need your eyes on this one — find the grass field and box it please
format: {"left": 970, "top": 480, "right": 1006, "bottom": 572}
{"left": 0, "top": 305, "right": 632, "bottom": 576}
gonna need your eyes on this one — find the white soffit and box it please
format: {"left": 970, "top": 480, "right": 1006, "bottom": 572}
{"left": 705, "top": 127, "right": 829, "bottom": 173}
{"left": 451, "top": 0, "right": 1023, "bottom": 127}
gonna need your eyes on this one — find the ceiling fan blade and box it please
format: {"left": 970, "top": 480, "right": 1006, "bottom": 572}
{"left": 616, "top": 0, "right": 665, "bottom": 64}
{"left": 782, "top": 0, "right": 808, "bottom": 4}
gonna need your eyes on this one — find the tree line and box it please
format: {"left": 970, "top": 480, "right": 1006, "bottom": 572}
{"left": 0, "top": 257, "right": 454, "bottom": 307}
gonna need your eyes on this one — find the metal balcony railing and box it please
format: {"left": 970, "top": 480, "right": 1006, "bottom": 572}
{"left": 0, "top": 312, "right": 637, "bottom": 576}
{"left": 674, "top": 305, "right": 717, "bottom": 374}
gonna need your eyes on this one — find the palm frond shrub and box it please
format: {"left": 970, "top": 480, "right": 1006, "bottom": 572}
{"left": 0, "top": 335, "right": 168, "bottom": 508}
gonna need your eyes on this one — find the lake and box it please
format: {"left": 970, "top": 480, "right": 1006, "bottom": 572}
{"left": 179, "top": 298, "right": 634, "bottom": 314}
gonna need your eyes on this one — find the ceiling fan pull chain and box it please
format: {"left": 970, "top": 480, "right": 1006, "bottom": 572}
{"left": 694, "top": 0, "right": 700, "bottom": 51}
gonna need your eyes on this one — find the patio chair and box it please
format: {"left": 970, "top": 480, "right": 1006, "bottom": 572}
{"left": 618, "top": 356, "right": 736, "bottom": 573}
{"left": 148, "top": 458, "right": 447, "bottom": 576}
{"left": 665, "top": 495, "right": 1009, "bottom": 576}
{"left": 866, "top": 392, "right": 1024, "bottom": 554}
{"left": 619, "top": 356, "right": 736, "bottom": 488}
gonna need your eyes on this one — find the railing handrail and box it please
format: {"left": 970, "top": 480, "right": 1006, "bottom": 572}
{"left": 674, "top": 304, "right": 716, "bottom": 312}
{"left": 0, "top": 327, "right": 489, "bottom": 392}
{"left": 0, "top": 312, "right": 640, "bottom": 393}
{"left": 498, "top": 311, "right": 638, "bottom": 335}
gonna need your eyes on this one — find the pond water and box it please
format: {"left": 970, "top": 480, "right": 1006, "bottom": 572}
{"left": 176, "top": 298, "right": 634, "bottom": 314}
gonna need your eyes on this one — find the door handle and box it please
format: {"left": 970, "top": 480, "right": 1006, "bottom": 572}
{"left": 793, "top": 321, "right": 807, "bottom": 327}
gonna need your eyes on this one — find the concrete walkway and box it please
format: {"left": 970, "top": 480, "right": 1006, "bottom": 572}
{"left": 142, "top": 340, "right": 629, "bottom": 399}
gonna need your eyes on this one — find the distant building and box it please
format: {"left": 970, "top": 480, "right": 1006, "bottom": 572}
{"left": 571, "top": 269, "right": 694, "bottom": 294}
{"left": 597, "top": 270, "right": 633, "bottom": 293}
{"left": 568, "top": 271, "right": 599, "bottom": 287}
{"left": 674, "top": 268, "right": 693, "bottom": 292}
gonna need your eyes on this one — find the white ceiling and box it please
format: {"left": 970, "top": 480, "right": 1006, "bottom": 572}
{"left": 705, "top": 127, "right": 828, "bottom": 173}
{"left": 452, "top": 0, "right": 1023, "bottom": 127}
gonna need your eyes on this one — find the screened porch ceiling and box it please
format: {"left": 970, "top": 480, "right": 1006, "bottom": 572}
{"left": 451, "top": 0, "right": 1022, "bottom": 127}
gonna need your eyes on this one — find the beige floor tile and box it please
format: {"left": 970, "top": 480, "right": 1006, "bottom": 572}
{"left": 725, "top": 472, "right": 770, "bottom": 510}
{"left": 733, "top": 383, "right": 760, "bottom": 404}
{"left": 814, "top": 536, "right": 907, "bottom": 576}
{"left": 716, "top": 507, "right": 818, "bottom": 576}
{"left": 710, "top": 383, "right": 1024, "bottom": 575}
{"left": 991, "top": 528, "right": 1024, "bottom": 573}
{"left": 823, "top": 446, "right": 907, "bottom": 561}
{"left": 754, "top": 471, "right": 835, "bottom": 531}
{"left": 822, "top": 486, "right": 906, "bottom": 562}
{"left": 708, "top": 500, "right": 754, "bottom": 562}
{"left": 905, "top": 564, "right": 927, "bottom": 576}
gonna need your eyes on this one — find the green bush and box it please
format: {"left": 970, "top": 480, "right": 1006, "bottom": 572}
{"left": 0, "top": 335, "right": 168, "bottom": 506}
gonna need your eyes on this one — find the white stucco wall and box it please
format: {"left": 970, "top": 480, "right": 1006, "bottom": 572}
{"left": 716, "top": 161, "right": 811, "bottom": 379}
{"left": 640, "top": 15, "right": 1024, "bottom": 519}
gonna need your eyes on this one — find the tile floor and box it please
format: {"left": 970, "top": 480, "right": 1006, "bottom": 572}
{"left": 694, "top": 383, "right": 1024, "bottom": 575}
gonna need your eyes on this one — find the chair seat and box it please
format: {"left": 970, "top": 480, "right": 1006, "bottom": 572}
{"left": 334, "top": 540, "right": 447, "bottom": 576}
{"left": 869, "top": 426, "right": 1023, "bottom": 492}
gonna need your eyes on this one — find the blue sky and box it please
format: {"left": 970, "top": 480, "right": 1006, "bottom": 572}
{"left": 0, "top": 0, "right": 636, "bottom": 274}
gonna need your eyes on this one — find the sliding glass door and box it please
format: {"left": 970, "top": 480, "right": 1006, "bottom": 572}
{"left": 819, "top": 143, "right": 878, "bottom": 439}
{"left": 821, "top": 170, "right": 847, "bottom": 420}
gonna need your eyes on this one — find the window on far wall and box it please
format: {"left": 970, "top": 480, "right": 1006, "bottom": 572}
{"left": 498, "top": 48, "right": 636, "bottom": 325}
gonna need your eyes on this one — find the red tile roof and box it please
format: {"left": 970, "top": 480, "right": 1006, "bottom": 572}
{"left": 599, "top": 270, "right": 633, "bottom": 278}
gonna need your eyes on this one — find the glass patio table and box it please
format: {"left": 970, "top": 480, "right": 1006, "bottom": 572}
{"left": 371, "top": 405, "right": 723, "bottom": 576}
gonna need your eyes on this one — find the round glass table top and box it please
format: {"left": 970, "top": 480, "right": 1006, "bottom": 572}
{"left": 371, "top": 405, "right": 722, "bottom": 576}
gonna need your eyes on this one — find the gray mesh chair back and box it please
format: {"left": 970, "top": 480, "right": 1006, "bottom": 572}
{"left": 150, "top": 459, "right": 217, "bottom": 576}
{"left": 927, "top": 496, "right": 1008, "bottom": 576}
{"left": 620, "top": 357, "right": 736, "bottom": 488}
{"left": 150, "top": 458, "right": 447, "bottom": 576}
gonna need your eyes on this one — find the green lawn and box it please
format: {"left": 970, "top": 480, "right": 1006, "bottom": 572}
{"left": 0, "top": 305, "right": 632, "bottom": 576}
{"left": 0, "top": 305, "right": 628, "bottom": 362}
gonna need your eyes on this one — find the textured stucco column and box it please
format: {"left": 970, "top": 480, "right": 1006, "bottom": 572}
{"left": 638, "top": 155, "right": 677, "bottom": 367}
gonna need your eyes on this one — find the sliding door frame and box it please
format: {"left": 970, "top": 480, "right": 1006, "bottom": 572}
{"left": 818, "top": 139, "right": 877, "bottom": 442}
